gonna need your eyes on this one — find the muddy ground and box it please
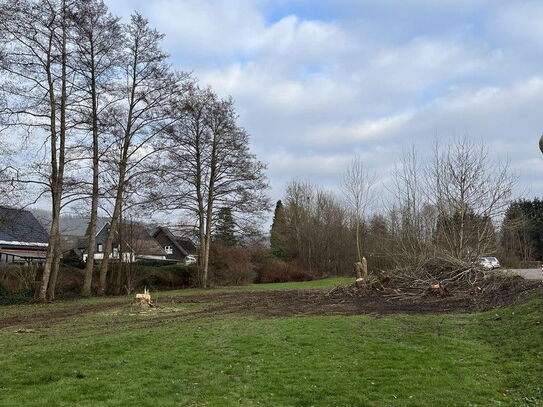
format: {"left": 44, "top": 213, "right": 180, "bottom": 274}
{"left": 165, "top": 276, "right": 541, "bottom": 317}
{"left": 1, "top": 277, "right": 541, "bottom": 330}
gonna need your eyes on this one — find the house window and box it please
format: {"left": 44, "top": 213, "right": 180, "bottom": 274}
{"left": 97, "top": 243, "right": 103, "bottom": 252}
{"left": 165, "top": 245, "right": 173, "bottom": 254}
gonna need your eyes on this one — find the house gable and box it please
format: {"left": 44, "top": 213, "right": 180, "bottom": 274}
{"left": 153, "top": 227, "right": 188, "bottom": 262}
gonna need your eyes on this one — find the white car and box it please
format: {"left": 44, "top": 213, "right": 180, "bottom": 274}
{"left": 479, "top": 257, "right": 501, "bottom": 270}
{"left": 184, "top": 255, "right": 197, "bottom": 265}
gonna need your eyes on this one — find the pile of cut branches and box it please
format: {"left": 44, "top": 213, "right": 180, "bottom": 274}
{"left": 327, "top": 262, "right": 538, "bottom": 304}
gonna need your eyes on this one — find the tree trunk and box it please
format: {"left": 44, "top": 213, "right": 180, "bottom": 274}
{"left": 197, "top": 224, "right": 206, "bottom": 287}
{"left": 356, "top": 218, "right": 362, "bottom": 263}
{"left": 37, "top": 214, "right": 59, "bottom": 301}
{"left": 201, "top": 200, "right": 214, "bottom": 288}
{"left": 203, "top": 220, "right": 212, "bottom": 288}
{"left": 97, "top": 192, "right": 123, "bottom": 295}
{"left": 195, "top": 132, "right": 206, "bottom": 288}
{"left": 97, "top": 154, "right": 127, "bottom": 295}
{"left": 36, "top": 20, "right": 59, "bottom": 302}
{"left": 82, "top": 208, "right": 97, "bottom": 296}
{"left": 48, "top": 233, "right": 62, "bottom": 300}
{"left": 114, "top": 210, "right": 124, "bottom": 296}
{"left": 40, "top": 0, "right": 68, "bottom": 301}
{"left": 82, "top": 53, "right": 100, "bottom": 297}
{"left": 201, "top": 127, "right": 220, "bottom": 289}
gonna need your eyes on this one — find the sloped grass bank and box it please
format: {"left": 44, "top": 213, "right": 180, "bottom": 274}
{"left": 0, "top": 286, "right": 541, "bottom": 406}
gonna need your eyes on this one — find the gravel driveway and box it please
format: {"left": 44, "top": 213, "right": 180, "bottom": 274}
{"left": 506, "top": 269, "right": 543, "bottom": 280}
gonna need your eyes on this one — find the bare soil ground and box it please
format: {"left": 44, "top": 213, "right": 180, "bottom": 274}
{"left": 164, "top": 275, "right": 541, "bottom": 317}
{"left": 1, "top": 275, "right": 540, "bottom": 330}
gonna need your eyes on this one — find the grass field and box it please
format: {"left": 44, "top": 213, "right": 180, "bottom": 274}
{"left": 0, "top": 278, "right": 542, "bottom": 406}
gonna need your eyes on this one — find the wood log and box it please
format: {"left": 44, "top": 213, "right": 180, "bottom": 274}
{"left": 355, "top": 278, "right": 365, "bottom": 287}
{"left": 429, "top": 283, "right": 451, "bottom": 297}
{"left": 376, "top": 271, "right": 391, "bottom": 286}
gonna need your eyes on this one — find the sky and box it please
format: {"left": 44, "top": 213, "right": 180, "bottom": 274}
{"left": 105, "top": 0, "right": 543, "bottom": 203}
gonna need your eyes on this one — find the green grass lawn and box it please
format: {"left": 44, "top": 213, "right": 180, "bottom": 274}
{"left": 0, "top": 279, "right": 541, "bottom": 406}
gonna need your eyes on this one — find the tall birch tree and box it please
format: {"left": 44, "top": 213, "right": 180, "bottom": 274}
{"left": 96, "top": 13, "right": 180, "bottom": 295}
{"left": 0, "top": 0, "right": 72, "bottom": 301}
{"left": 70, "top": 0, "right": 121, "bottom": 296}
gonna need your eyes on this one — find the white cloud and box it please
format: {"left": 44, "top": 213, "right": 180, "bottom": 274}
{"left": 493, "top": 1, "right": 543, "bottom": 47}
{"left": 104, "top": 0, "right": 543, "bottom": 202}
{"left": 307, "top": 113, "right": 413, "bottom": 144}
{"left": 150, "top": 0, "right": 265, "bottom": 54}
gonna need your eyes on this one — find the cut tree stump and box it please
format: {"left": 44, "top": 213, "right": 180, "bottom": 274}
{"left": 133, "top": 288, "right": 153, "bottom": 307}
{"left": 354, "top": 258, "right": 368, "bottom": 280}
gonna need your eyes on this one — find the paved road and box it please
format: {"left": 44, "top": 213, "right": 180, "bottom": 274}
{"left": 505, "top": 269, "right": 543, "bottom": 280}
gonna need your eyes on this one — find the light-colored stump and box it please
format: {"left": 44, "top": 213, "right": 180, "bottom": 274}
{"left": 354, "top": 258, "right": 368, "bottom": 280}
{"left": 134, "top": 288, "right": 153, "bottom": 307}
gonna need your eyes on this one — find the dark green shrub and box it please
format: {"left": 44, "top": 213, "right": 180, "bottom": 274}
{"left": 0, "top": 284, "right": 34, "bottom": 305}
{"left": 107, "top": 263, "right": 198, "bottom": 294}
{"left": 139, "top": 264, "right": 197, "bottom": 289}
{"left": 61, "top": 250, "right": 85, "bottom": 269}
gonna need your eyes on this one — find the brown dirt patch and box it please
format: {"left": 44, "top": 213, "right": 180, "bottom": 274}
{"left": 160, "top": 276, "right": 542, "bottom": 318}
{"left": 1, "top": 276, "right": 540, "bottom": 330}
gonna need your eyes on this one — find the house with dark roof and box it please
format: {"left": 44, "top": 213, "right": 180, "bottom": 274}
{"left": 153, "top": 227, "right": 198, "bottom": 264}
{"left": 116, "top": 223, "right": 168, "bottom": 261}
{"left": 70, "top": 221, "right": 167, "bottom": 263}
{"left": 0, "top": 207, "right": 49, "bottom": 263}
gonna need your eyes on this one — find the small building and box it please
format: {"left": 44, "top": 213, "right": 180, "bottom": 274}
{"left": 117, "top": 223, "right": 168, "bottom": 261}
{"left": 59, "top": 217, "right": 109, "bottom": 261}
{"left": 0, "top": 206, "right": 49, "bottom": 263}
{"left": 81, "top": 222, "right": 167, "bottom": 262}
{"left": 153, "top": 227, "right": 198, "bottom": 264}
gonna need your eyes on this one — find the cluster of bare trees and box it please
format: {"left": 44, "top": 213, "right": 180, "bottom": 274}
{"left": 0, "top": 0, "right": 268, "bottom": 300}
{"left": 157, "top": 85, "right": 269, "bottom": 287}
{"left": 273, "top": 138, "right": 516, "bottom": 286}
{"left": 388, "top": 138, "right": 515, "bottom": 285}
{"left": 271, "top": 181, "right": 360, "bottom": 275}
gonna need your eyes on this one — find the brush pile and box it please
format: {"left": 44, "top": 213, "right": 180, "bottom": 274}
{"left": 326, "top": 262, "right": 540, "bottom": 309}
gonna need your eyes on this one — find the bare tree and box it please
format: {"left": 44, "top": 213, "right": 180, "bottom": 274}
{"left": 428, "top": 137, "right": 516, "bottom": 266}
{"left": 342, "top": 155, "right": 376, "bottom": 263}
{"left": 162, "top": 85, "right": 269, "bottom": 287}
{"left": 96, "top": 13, "right": 181, "bottom": 295}
{"left": 0, "top": 0, "right": 73, "bottom": 301}
{"left": 70, "top": 0, "right": 121, "bottom": 296}
{"left": 384, "top": 138, "right": 517, "bottom": 288}
{"left": 278, "top": 180, "right": 357, "bottom": 276}
{"left": 387, "top": 146, "right": 435, "bottom": 271}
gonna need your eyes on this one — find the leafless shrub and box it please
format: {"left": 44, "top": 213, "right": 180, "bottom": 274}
{"left": 258, "top": 261, "right": 313, "bottom": 284}
{"left": 209, "top": 244, "right": 256, "bottom": 286}
{"left": 0, "top": 264, "right": 39, "bottom": 293}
